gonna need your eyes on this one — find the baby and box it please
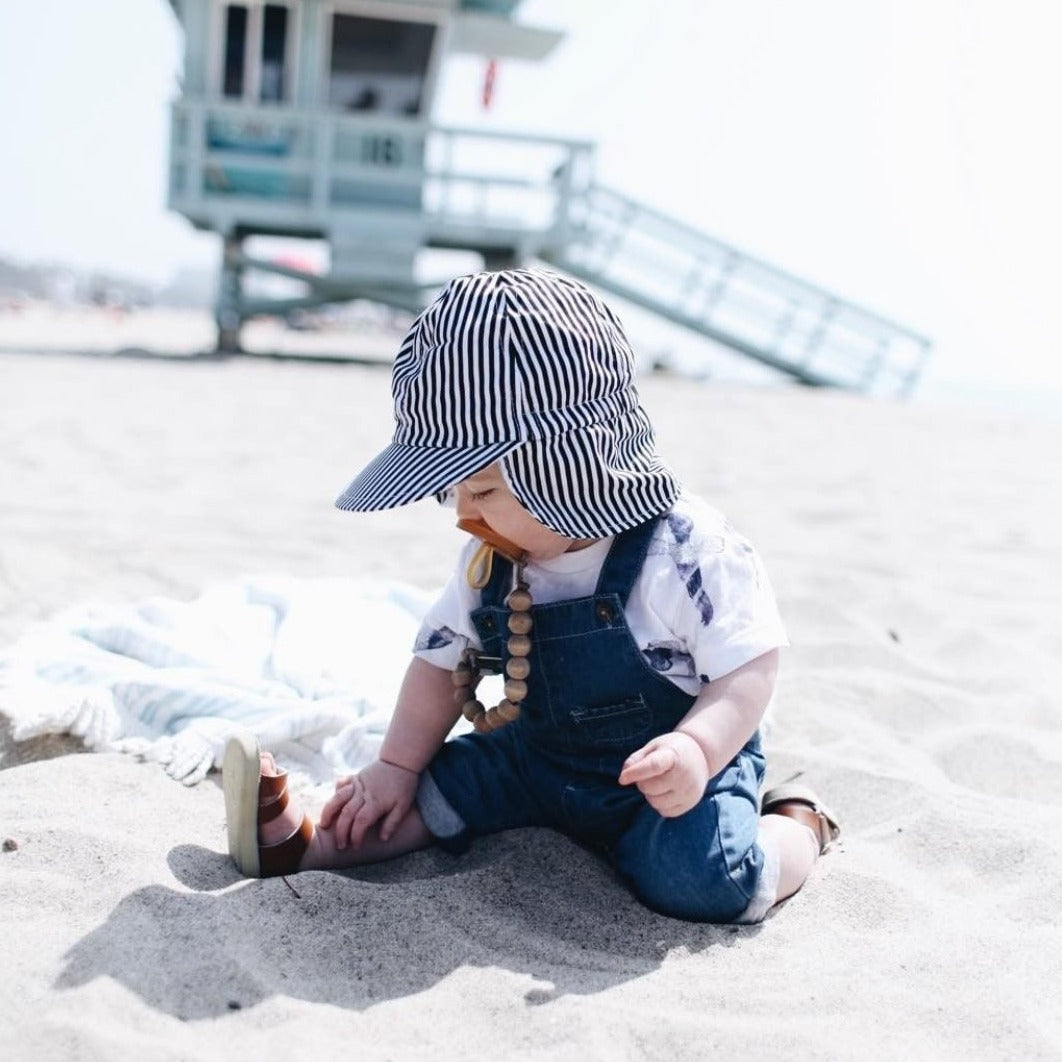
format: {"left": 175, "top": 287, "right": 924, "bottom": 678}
{"left": 224, "top": 268, "right": 838, "bottom": 923}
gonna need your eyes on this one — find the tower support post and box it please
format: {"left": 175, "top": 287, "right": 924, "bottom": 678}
{"left": 216, "top": 231, "right": 246, "bottom": 353}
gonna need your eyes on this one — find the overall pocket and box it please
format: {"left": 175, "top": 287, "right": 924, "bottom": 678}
{"left": 568, "top": 696, "right": 651, "bottom": 748}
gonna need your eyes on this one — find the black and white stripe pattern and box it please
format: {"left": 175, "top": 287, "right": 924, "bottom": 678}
{"left": 335, "top": 269, "right": 680, "bottom": 537}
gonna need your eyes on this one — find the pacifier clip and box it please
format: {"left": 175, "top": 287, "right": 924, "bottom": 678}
{"left": 454, "top": 519, "right": 533, "bottom": 733}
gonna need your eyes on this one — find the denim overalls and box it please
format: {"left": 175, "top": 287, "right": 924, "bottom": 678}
{"left": 418, "top": 517, "right": 768, "bottom": 922}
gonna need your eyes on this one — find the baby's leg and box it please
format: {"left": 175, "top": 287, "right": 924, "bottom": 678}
{"left": 257, "top": 799, "right": 426, "bottom": 876}
{"left": 611, "top": 748, "right": 766, "bottom": 922}
{"left": 758, "top": 784, "right": 840, "bottom": 903}
{"left": 227, "top": 743, "right": 431, "bottom": 877}
{"left": 258, "top": 754, "right": 432, "bottom": 870}
{"left": 757, "top": 813, "right": 820, "bottom": 901}
{"left": 609, "top": 746, "right": 840, "bottom": 922}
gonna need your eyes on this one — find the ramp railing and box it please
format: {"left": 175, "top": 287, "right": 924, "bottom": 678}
{"left": 545, "top": 184, "right": 931, "bottom": 396}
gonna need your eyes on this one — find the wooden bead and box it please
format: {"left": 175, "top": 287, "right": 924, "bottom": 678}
{"left": 461, "top": 698, "right": 484, "bottom": 722}
{"left": 504, "top": 678, "right": 528, "bottom": 702}
{"left": 507, "top": 587, "right": 532, "bottom": 611}
{"left": 505, "top": 656, "right": 530, "bottom": 680}
{"left": 495, "top": 699, "right": 521, "bottom": 721}
{"left": 452, "top": 578, "right": 534, "bottom": 733}
{"left": 507, "top": 611, "right": 532, "bottom": 635}
{"left": 507, "top": 634, "right": 531, "bottom": 657}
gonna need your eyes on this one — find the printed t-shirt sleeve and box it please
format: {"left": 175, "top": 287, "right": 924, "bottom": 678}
{"left": 658, "top": 510, "right": 788, "bottom": 682}
{"left": 412, "top": 541, "right": 483, "bottom": 672}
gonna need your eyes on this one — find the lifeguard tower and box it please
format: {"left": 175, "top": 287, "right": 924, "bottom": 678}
{"left": 166, "top": 0, "right": 932, "bottom": 396}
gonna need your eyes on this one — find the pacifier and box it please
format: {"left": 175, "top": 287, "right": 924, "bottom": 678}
{"left": 457, "top": 519, "right": 527, "bottom": 588}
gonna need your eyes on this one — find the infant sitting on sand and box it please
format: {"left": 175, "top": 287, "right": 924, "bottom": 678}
{"left": 224, "top": 269, "right": 839, "bottom": 922}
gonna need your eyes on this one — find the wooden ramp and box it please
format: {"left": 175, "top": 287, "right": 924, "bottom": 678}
{"left": 541, "top": 184, "right": 931, "bottom": 397}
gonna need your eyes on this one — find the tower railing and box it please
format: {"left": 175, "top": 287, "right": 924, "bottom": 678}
{"left": 168, "top": 98, "right": 594, "bottom": 247}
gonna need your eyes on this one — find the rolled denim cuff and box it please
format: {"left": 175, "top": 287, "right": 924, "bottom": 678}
{"left": 416, "top": 769, "right": 472, "bottom": 854}
{"left": 733, "top": 834, "right": 780, "bottom": 924}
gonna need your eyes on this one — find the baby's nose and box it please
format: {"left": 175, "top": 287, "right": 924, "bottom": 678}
{"left": 455, "top": 489, "right": 476, "bottom": 521}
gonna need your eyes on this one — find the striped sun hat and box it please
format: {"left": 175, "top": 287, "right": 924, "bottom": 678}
{"left": 334, "top": 269, "right": 679, "bottom": 538}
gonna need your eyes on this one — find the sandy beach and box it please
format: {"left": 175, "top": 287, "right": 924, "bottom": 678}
{"left": 1, "top": 310, "right": 1060, "bottom": 1059}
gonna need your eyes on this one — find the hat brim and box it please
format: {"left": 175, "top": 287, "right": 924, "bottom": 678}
{"left": 334, "top": 439, "right": 521, "bottom": 513}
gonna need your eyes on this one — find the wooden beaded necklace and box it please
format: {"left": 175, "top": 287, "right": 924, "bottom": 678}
{"left": 452, "top": 519, "right": 532, "bottom": 733}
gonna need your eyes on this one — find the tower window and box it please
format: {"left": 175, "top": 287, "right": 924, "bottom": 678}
{"left": 260, "top": 4, "right": 288, "bottom": 102}
{"left": 223, "top": 5, "right": 248, "bottom": 98}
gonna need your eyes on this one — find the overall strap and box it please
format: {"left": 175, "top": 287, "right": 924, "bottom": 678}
{"left": 594, "top": 515, "right": 664, "bottom": 608}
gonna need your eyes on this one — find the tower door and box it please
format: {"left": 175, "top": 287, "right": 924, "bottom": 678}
{"left": 326, "top": 9, "right": 439, "bottom": 117}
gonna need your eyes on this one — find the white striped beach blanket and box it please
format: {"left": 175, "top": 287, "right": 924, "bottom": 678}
{"left": 0, "top": 575, "right": 437, "bottom": 794}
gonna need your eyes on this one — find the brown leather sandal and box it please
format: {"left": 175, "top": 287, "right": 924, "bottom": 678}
{"left": 761, "top": 783, "right": 841, "bottom": 854}
{"left": 223, "top": 731, "right": 313, "bottom": 878}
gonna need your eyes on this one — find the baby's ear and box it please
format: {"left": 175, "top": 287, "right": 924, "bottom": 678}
{"left": 435, "top": 488, "right": 456, "bottom": 508}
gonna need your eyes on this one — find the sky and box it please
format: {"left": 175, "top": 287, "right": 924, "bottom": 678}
{"left": 1, "top": 0, "right": 1060, "bottom": 406}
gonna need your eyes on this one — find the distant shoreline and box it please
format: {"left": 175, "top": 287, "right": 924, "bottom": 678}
{"left": 1, "top": 301, "right": 1057, "bottom": 424}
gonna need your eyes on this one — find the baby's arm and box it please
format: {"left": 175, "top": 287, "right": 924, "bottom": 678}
{"left": 320, "top": 656, "right": 459, "bottom": 847}
{"left": 618, "top": 648, "right": 779, "bottom": 817}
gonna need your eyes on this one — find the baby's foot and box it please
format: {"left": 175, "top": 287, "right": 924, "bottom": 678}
{"left": 761, "top": 783, "right": 840, "bottom": 854}
{"left": 256, "top": 752, "right": 309, "bottom": 846}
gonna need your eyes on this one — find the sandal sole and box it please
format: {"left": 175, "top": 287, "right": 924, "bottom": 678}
{"left": 223, "top": 732, "right": 262, "bottom": 877}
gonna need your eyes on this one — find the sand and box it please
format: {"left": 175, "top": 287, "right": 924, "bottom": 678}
{"left": 1, "top": 311, "right": 1061, "bottom": 1059}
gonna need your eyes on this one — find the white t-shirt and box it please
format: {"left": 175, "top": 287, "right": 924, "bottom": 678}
{"left": 413, "top": 492, "right": 788, "bottom": 696}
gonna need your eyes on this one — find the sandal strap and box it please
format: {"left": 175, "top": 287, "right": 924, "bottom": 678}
{"left": 259, "top": 815, "right": 314, "bottom": 878}
{"left": 761, "top": 783, "right": 840, "bottom": 854}
{"left": 259, "top": 771, "right": 288, "bottom": 800}
{"left": 769, "top": 802, "right": 833, "bottom": 852}
{"left": 255, "top": 762, "right": 312, "bottom": 876}
{"left": 259, "top": 784, "right": 289, "bottom": 825}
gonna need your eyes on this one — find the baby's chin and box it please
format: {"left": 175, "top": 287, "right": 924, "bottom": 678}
{"left": 517, "top": 543, "right": 558, "bottom": 563}
{"left": 518, "top": 535, "right": 570, "bottom": 562}
{"left": 528, "top": 536, "right": 600, "bottom": 563}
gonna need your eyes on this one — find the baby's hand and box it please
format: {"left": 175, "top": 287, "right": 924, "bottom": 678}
{"left": 618, "top": 732, "right": 710, "bottom": 818}
{"left": 319, "top": 759, "right": 419, "bottom": 848}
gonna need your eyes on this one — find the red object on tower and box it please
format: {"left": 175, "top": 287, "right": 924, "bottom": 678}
{"left": 482, "top": 58, "right": 498, "bottom": 108}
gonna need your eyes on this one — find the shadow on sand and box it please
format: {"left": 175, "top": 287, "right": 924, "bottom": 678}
{"left": 55, "top": 830, "right": 758, "bottom": 1018}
